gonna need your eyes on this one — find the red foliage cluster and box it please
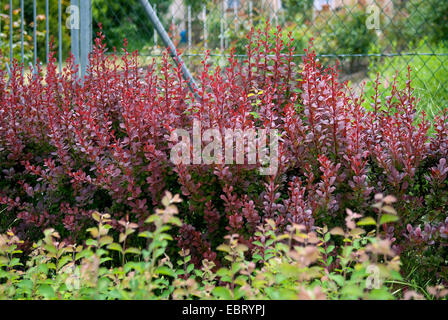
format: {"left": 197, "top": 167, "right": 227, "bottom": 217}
{"left": 0, "top": 23, "right": 447, "bottom": 274}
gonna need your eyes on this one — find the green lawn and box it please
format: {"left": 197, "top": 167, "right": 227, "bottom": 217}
{"left": 365, "top": 43, "right": 448, "bottom": 120}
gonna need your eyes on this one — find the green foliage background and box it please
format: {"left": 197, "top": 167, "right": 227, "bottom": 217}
{"left": 92, "top": 0, "right": 172, "bottom": 54}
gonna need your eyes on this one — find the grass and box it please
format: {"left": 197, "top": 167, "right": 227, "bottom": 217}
{"left": 364, "top": 42, "right": 448, "bottom": 121}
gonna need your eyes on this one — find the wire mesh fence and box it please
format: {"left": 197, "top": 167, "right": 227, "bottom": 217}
{"left": 92, "top": 0, "right": 448, "bottom": 117}
{"left": 0, "top": 0, "right": 447, "bottom": 115}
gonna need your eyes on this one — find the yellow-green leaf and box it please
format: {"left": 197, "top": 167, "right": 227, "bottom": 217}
{"left": 124, "top": 247, "right": 141, "bottom": 255}
{"left": 155, "top": 266, "right": 176, "bottom": 277}
{"left": 212, "top": 287, "right": 233, "bottom": 300}
{"left": 107, "top": 243, "right": 123, "bottom": 253}
{"left": 357, "top": 217, "right": 377, "bottom": 226}
{"left": 379, "top": 214, "right": 399, "bottom": 225}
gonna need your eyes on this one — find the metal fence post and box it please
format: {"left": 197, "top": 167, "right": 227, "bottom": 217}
{"left": 46, "top": 0, "right": 49, "bottom": 64}
{"left": 0, "top": 0, "right": 2, "bottom": 50}
{"left": 21, "top": 0, "right": 24, "bottom": 66}
{"left": 80, "top": 0, "right": 92, "bottom": 79}
{"left": 139, "top": 0, "right": 199, "bottom": 98}
{"left": 9, "top": 0, "right": 13, "bottom": 65}
{"left": 33, "top": 0, "right": 37, "bottom": 68}
{"left": 234, "top": 1, "right": 238, "bottom": 33}
{"left": 153, "top": 4, "right": 157, "bottom": 47}
{"left": 203, "top": 5, "right": 207, "bottom": 49}
{"left": 70, "top": 0, "right": 80, "bottom": 74}
{"left": 58, "top": 0, "right": 62, "bottom": 72}
{"left": 187, "top": 5, "right": 191, "bottom": 53}
{"left": 249, "top": 1, "right": 253, "bottom": 25}
{"left": 220, "top": 1, "right": 224, "bottom": 51}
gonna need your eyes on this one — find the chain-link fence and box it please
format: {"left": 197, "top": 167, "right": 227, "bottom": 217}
{"left": 92, "top": 0, "right": 448, "bottom": 116}
{"left": 1, "top": 0, "right": 447, "bottom": 115}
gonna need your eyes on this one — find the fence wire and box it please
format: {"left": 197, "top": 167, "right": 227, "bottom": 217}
{"left": 92, "top": 0, "right": 448, "bottom": 116}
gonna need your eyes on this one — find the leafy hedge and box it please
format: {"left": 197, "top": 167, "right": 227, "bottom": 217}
{"left": 0, "top": 22, "right": 447, "bottom": 297}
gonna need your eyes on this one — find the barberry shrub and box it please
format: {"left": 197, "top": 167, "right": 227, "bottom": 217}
{"left": 0, "top": 22, "right": 447, "bottom": 287}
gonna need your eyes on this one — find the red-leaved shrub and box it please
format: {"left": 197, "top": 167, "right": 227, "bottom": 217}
{"left": 0, "top": 23, "right": 446, "bottom": 281}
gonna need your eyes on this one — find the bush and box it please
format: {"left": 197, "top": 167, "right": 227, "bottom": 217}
{"left": 0, "top": 192, "right": 427, "bottom": 300}
{"left": 0, "top": 22, "right": 447, "bottom": 294}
